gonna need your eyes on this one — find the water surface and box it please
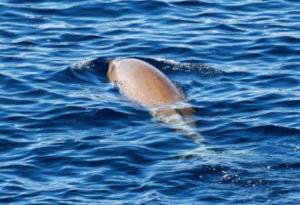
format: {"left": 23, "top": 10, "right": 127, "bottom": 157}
{"left": 0, "top": 0, "right": 300, "bottom": 204}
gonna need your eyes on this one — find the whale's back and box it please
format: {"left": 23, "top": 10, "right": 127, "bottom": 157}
{"left": 108, "top": 58, "right": 184, "bottom": 108}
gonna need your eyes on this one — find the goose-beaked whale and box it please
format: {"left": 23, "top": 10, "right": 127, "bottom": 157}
{"left": 107, "top": 58, "right": 203, "bottom": 143}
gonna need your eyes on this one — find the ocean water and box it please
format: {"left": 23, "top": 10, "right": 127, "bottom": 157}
{"left": 1, "top": 0, "right": 300, "bottom": 204}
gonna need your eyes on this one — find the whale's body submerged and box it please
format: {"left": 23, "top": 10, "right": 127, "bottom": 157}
{"left": 107, "top": 58, "right": 202, "bottom": 142}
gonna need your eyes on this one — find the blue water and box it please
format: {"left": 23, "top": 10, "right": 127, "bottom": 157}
{"left": 1, "top": 0, "right": 300, "bottom": 204}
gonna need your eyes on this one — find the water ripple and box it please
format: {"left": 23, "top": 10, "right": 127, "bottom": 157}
{"left": 0, "top": 0, "right": 300, "bottom": 204}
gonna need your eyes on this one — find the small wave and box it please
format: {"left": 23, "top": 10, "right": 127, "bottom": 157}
{"left": 137, "top": 57, "right": 224, "bottom": 76}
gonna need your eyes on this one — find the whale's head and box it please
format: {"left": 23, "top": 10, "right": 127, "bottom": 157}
{"left": 107, "top": 58, "right": 123, "bottom": 82}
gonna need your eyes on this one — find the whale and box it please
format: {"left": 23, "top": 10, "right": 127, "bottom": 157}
{"left": 107, "top": 58, "right": 203, "bottom": 143}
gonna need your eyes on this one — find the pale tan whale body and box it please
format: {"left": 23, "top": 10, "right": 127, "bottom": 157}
{"left": 107, "top": 58, "right": 202, "bottom": 142}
